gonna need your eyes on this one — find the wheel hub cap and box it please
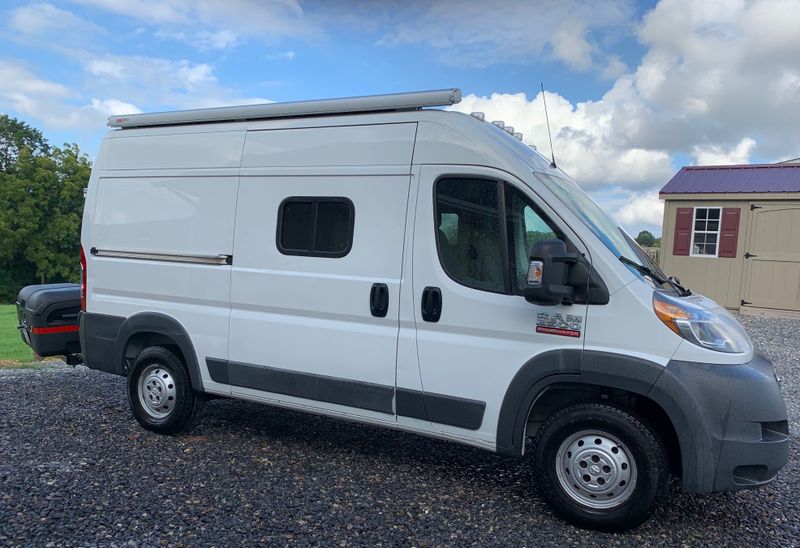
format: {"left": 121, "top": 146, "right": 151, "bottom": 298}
{"left": 555, "top": 430, "right": 638, "bottom": 509}
{"left": 137, "top": 365, "right": 177, "bottom": 419}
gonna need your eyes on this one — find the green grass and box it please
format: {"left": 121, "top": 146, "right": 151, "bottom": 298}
{"left": 0, "top": 304, "right": 34, "bottom": 363}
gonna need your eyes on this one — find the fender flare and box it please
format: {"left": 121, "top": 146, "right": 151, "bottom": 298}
{"left": 495, "top": 350, "right": 689, "bottom": 461}
{"left": 495, "top": 349, "right": 582, "bottom": 457}
{"left": 116, "top": 312, "right": 205, "bottom": 392}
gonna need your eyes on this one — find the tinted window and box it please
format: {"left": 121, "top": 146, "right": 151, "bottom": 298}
{"left": 435, "top": 178, "right": 562, "bottom": 294}
{"left": 506, "top": 185, "right": 558, "bottom": 291}
{"left": 435, "top": 179, "right": 505, "bottom": 293}
{"left": 280, "top": 201, "right": 313, "bottom": 251}
{"left": 278, "top": 197, "right": 354, "bottom": 257}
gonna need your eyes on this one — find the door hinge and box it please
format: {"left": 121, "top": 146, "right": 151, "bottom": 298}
{"left": 744, "top": 252, "right": 757, "bottom": 259}
{"left": 741, "top": 300, "right": 752, "bottom": 306}
{"left": 750, "top": 204, "right": 762, "bottom": 211}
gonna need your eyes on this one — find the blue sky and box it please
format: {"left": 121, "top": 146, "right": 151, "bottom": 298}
{"left": 2, "top": 0, "right": 799, "bottom": 236}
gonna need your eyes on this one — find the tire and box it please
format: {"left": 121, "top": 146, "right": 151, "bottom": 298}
{"left": 533, "top": 402, "right": 668, "bottom": 532}
{"left": 127, "top": 346, "right": 205, "bottom": 434}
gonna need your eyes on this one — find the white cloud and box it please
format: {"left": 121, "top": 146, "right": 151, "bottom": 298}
{"left": 195, "top": 30, "right": 239, "bottom": 50}
{"left": 88, "top": 98, "right": 142, "bottom": 116}
{"left": 71, "top": 0, "right": 313, "bottom": 44}
{"left": 86, "top": 59, "right": 125, "bottom": 78}
{"left": 176, "top": 62, "right": 216, "bottom": 88}
{"left": 0, "top": 60, "right": 142, "bottom": 130}
{"left": 10, "top": 2, "right": 102, "bottom": 39}
{"left": 156, "top": 29, "right": 240, "bottom": 51}
{"left": 0, "top": 61, "right": 76, "bottom": 125}
{"left": 550, "top": 19, "right": 595, "bottom": 71}
{"left": 627, "top": 0, "right": 800, "bottom": 158}
{"left": 692, "top": 137, "right": 757, "bottom": 165}
{"left": 601, "top": 55, "right": 628, "bottom": 80}
{"left": 451, "top": 91, "right": 674, "bottom": 191}
{"left": 611, "top": 190, "right": 665, "bottom": 227}
{"left": 447, "top": 0, "right": 800, "bottom": 235}
{"left": 80, "top": 54, "right": 218, "bottom": 94}
{"left": 266, "top": 51, "right": 296, "bottom": 61}
{"left": 376, "top": 0, "right": 633, "bottom": 69}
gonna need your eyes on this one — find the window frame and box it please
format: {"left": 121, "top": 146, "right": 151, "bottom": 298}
{"left": 276, "top": 196, "right": 355, "bottom": 258}
{"left": 433, "top": 176, "right": 564, "bottom": 296}
{"left": 689, "top": 206, "right": 721, "bottom": 258}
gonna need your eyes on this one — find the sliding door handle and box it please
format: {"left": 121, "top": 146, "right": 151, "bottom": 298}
{"left": 421, "top": 286, "right": 442, "bottom": 322}
{"left": 370, "top": 283, "right": 389, "bottom": 317}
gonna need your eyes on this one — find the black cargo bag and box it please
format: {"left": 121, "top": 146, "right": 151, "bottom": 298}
{"left": 16, "top": 283, "right": 81, "bottom": 358}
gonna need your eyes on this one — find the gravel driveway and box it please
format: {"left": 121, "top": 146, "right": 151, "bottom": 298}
{"left": 1, "top": 315, "right": 798, "bottom": 547}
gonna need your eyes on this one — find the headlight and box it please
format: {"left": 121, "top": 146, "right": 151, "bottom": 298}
{"left": 652, "top": 291, "right": 752, "bottom": 353}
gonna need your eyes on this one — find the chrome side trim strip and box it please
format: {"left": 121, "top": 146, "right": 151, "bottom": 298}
{"left": 90, "top": 247, "right": 232, "bottom": 265}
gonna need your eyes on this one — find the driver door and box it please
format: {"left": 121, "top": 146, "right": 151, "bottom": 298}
{"left": 411, "top": 165, "right": 588, "bottom": 445}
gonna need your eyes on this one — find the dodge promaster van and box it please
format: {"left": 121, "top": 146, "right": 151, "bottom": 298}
{"left": 18, "top": 89, "right": 789, "bottom": 531}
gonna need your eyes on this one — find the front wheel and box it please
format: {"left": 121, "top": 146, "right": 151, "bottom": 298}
{"left": 533, "top": 402, "right": 668, "bottom": 532}
{"left": 128, "top": 346, "right": 205, "bottom": 434}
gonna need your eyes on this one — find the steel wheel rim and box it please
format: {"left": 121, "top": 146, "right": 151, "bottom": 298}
{"left": 555, "top": 429, "right": 638, "bottom": 509}
{"left": 137, "top": 364, "right": 177, "bottom": 419}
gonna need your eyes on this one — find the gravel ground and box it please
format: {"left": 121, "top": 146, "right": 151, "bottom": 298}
{"left": 1, "top": 315, "right": 798, "bottom": 547}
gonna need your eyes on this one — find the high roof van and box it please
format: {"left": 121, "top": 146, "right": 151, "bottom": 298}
{"left": 45, "top": 89, "right": 790, "bottom": 530}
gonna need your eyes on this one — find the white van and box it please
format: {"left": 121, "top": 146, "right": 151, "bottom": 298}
{"left": 74, "top": 89, "right": 787, "bottom": 531}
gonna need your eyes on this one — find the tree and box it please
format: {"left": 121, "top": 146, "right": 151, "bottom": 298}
{"left": 635, "top": 230, "right": 656, "bottom": 247}
{"left": 0, "top": 116, "right": 91, "bottom": 301}
{"left": 0, "top": 114, "right": 49, "bottom": 174}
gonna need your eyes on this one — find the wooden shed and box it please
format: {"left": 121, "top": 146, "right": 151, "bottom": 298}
{"left": 659, "top": 163, "right": 800, "bottom": 313}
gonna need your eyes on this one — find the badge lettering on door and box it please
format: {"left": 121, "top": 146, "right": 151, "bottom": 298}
{"left": 536, "top": 312, "right": 582, "bottom": 338}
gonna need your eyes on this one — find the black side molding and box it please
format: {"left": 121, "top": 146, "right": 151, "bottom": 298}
{"left": 396, "top": 388, "right": 486, "bottom": 430}
{"left": 226, "top": 360, "right": 395, "bottom": 415}
{"left": 207, "top": 358, "right": 486, "bottom": 430}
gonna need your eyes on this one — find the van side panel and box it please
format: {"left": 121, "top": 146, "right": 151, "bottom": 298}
{"left": 85, "top": 130, "right": 244, "bottom": 391}
{"left": 226, "top": 174, "right": 411, "bottom": 419}
{"left": 92, "top": 176, "right": 237, "bottom": 257}
{"left": 103, "top": 131, "right": 244, "bottom": 170}
{"left": 242, "top": 124, "right": 416, "bottom": 167}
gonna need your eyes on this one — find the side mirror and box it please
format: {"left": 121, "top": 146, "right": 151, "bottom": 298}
{"left": 524, "top": 239, "right": 580, "bottom": 306}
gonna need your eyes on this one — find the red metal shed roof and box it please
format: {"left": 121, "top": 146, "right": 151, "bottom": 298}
{"left": 660, "top": 163, "right": 800, "bottom": 194}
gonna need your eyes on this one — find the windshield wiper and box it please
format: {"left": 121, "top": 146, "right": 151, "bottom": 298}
{"left": 619, "top": 256, "right": 691, "bottom": 296}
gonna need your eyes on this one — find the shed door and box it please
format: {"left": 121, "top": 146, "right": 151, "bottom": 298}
{"left": 742, "top": 203, "right": 800, "bottom": 311}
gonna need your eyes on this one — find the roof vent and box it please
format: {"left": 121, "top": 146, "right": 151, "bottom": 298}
{"left": 513, "top": 132, "right": 523, "bottom": 141}
{"left": 470, "top": 112, "right": 485, "bottom": 121}
{"left": 491, "top": 120, "right": 505, "bottom": 128}
{"left": 503, "top": 126, "right": 514, "bottom": 134}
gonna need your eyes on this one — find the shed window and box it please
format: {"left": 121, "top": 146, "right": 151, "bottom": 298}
{"left": 277, "top": 197, "right": 354, "bottom": 257}
{"left": 691, "top": 207, "right": 721, "bottom": 256}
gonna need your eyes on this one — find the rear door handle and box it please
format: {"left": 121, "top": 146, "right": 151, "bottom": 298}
{"left": 370, "top": 283, "right": 389, "bottom": 317}
{"left": 421, "top": 286, "right": 442, "bottom": 322}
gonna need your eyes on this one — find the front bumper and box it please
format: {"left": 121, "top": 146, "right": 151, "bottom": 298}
{"left": 650, "top": 353, "right": 790, "bottom": 493}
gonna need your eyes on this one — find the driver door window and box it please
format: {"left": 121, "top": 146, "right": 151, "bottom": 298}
{"left": 505, "top": 185, "right": 557, "bottom": 292}
{"left": 435, "top": 178, "right": 560, "bottom": 295}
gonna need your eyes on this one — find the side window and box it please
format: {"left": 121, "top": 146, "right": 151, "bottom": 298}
{"left": 691, "top": 207, "right": 720, "bottom": 256}
{"left": 434, "top": 178, "right": 562, "bottom": 294}
{"left": 435, "top": 179, "right": 506, "bottom": 293}
{"left": 505, "top": 185, "right": 558, "bottom": 291}
{"left": 277, "top": 197, "right": 354, "bottom": 257}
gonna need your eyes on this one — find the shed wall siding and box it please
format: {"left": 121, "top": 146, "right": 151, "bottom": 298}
{"left": 660, "top": 199, "right": 750, "bottom": 309}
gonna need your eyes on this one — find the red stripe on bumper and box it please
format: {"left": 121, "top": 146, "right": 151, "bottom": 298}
{"left": 31, "top": 325, "right": 79, "bottom": 335}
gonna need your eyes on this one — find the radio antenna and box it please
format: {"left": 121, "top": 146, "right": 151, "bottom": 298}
{"left": 541, "top": 82, "right": 557, "bottom": 169}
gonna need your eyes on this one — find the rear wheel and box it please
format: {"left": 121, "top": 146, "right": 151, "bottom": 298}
{"left": 533, "top": 402, "right": 668, "bottom": 532}
{"left": 128, "top": 346, "right": 205, "bottom": 434}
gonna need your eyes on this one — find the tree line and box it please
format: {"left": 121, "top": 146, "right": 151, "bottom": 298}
{"left": 0, "top": 115, "right": 91, "bottom": 302}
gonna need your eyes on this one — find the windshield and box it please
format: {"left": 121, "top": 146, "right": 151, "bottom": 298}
{"left": 533, "top": 172, "right": 646, "bottom": 267}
